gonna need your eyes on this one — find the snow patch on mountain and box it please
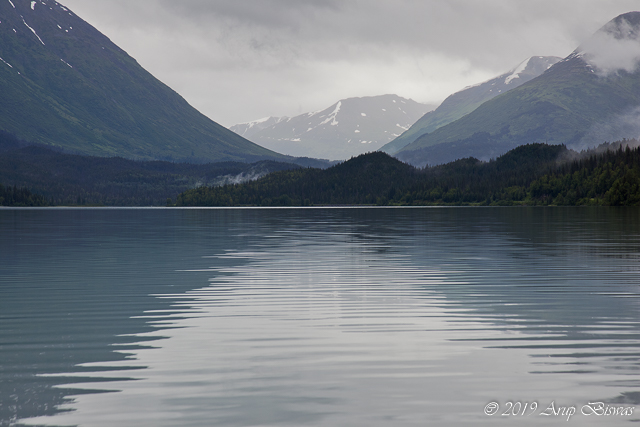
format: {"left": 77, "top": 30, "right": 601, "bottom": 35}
{"left": 319, "top": 101, "right": 341, "bottom": 126}
{"left": 504, "top": 58, "right": 531, "bottom": 84}
{"left": 21, "top": 15, "right": 45, "bottom": 45}
{"left": 0, "top": 57, "right": 13, "bottom": 68}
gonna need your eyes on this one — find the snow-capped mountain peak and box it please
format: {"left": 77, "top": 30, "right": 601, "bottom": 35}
{"left": 230, "top": 94, "right": 435, "bottom": 160}
{"left": 380, "top": 56, "right": 562, "bottom": 155}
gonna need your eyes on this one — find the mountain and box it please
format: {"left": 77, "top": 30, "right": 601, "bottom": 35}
{"left": 395, "top": 12, "right": 640, "bottom": 167}
{"left": 380, "top": 56, "right": 561, "bottom": 155}
{"left": 230, "top": 95, "right": 434, "bottom": 160}
{"left": 0, "top": 0, "right": 284, "bottom": 163}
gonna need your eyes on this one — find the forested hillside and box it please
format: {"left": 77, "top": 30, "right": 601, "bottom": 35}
{"left": 176, "top": 151, "right": 418, "bottom": 206}
{"left": 4, "top": 133, "right": 639, "bottom": 208}
{"left": 0, "top": 135, "right": 301, "bottom": 206}
{"left": 175, "top": 140, "right": 640, "bottom": 207}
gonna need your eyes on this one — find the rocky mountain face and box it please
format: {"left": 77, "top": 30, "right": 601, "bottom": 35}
{"left": 0, "top": 0, "right": 283, "bottom": 162}
{"left": 380, "top": 56, "right": 561, "bottom": 155}
{"left": 396, "top": 12, "right": 640, "bottom": 167}
{"left": 231, "top": 95, "right": 434, "bottom": 160}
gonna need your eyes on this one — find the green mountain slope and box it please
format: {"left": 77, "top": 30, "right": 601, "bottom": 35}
{"left": 380, "top": 56, "right": 561, "bottom": 155}
{"left": 0, "top": 0, "right": 283, "bottom": 162}
{"left": 396, "top": 12, "right": 640, "bottom": 167}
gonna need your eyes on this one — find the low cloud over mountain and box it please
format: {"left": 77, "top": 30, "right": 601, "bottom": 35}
{"left": 579, "top": 12, "right": 640, "bottom": 76}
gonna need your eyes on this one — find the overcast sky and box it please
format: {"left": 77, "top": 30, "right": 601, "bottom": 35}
{"left": 60, "top": 0, "right": 639, "bottom": 127}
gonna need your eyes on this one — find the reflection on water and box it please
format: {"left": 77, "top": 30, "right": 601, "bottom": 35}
{"left": 1, "top": 207, "right": 639, "bottom": 426}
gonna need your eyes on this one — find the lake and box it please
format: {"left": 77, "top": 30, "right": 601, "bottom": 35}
{"left": 1, "top": 207, "right": 639, "bottom": 426}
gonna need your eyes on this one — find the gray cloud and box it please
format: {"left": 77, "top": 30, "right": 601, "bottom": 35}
{"left": 579, "top": 14, "right": 640, "bottom": 76}
{"left": 60, "top": 0, "right": 640, "bottom": 127}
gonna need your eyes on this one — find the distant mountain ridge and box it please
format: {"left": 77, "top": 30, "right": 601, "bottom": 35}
{"left": 232, "top": 117, "right": 290, "bottom": 140}
{"left": 0, "top": 0, "right": 282, "bottom": 162}
{"left": 380, "top": 56, "right": 561, "bottom": 155}
{"left": 395, "top": 12, "right": 640, "bottom": 167}
{"left": 231, "top": 95, "right": 434, "bottom": 160}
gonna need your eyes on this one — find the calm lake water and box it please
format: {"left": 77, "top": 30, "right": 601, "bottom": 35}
{"left": 1, "top": 207, "right": 639, "bottom": 426}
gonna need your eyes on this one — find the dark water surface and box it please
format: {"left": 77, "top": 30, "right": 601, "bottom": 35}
{"left": 1, "top": 207, "right": 639, "bottom": 426}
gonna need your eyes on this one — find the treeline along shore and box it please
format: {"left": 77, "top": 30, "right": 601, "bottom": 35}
{"left": 175, "top": 139, "right": 640, "bottom": 207}
{"left": 2, "top": 136, "right": 640, "bottom": 207}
